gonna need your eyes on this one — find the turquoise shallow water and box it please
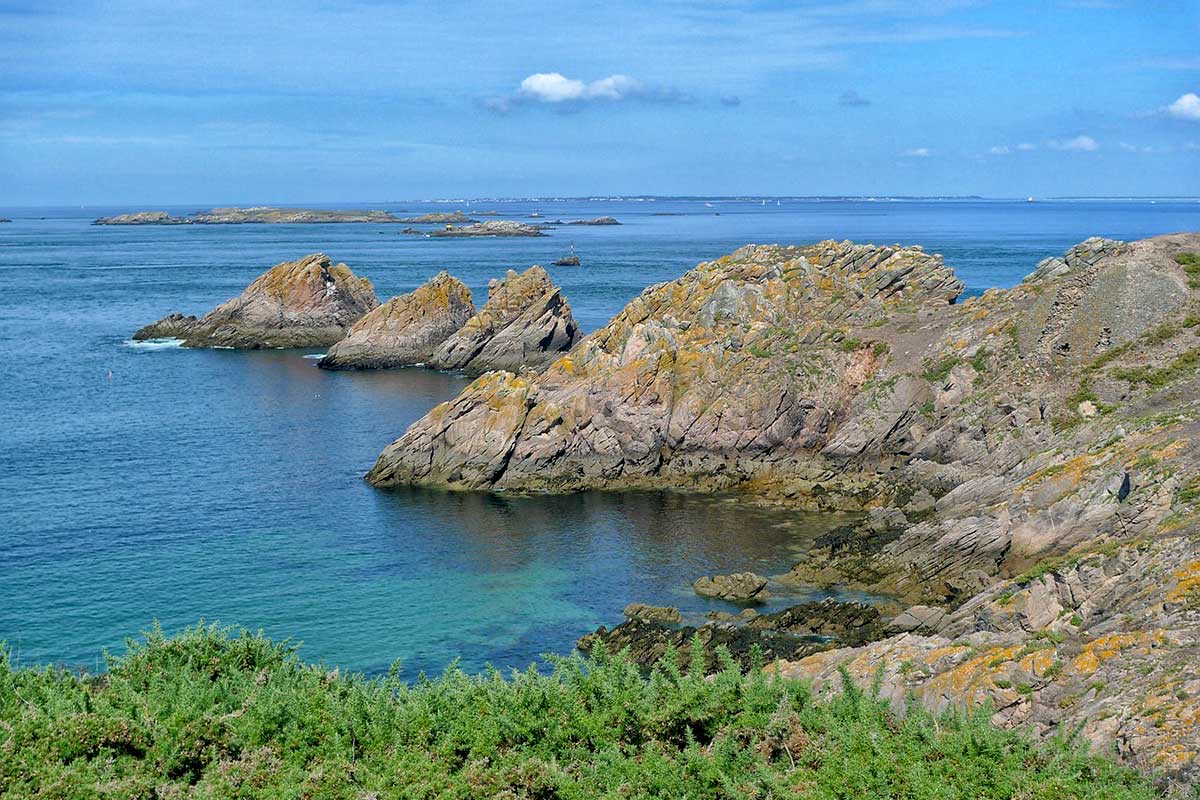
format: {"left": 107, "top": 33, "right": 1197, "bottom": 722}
{"left": 0, "top": 198, "right": 1196, "bottom": 675}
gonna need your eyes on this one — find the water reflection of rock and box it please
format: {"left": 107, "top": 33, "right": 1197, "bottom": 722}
{"left": 370, "top": 488, "right": 861, "bottom": 609}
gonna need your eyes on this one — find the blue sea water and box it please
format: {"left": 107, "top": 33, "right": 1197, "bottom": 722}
{"left": 1, "top": 198, "right": 1196, "bottom": 676}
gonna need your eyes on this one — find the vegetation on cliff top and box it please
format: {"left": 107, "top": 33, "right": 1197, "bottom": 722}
{"left": 0, "top": 624, "right": 1162, "bottom": 799}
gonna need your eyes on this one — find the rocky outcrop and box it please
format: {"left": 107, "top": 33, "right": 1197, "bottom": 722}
{"left": 623, "top": 603, "right": 682, "bottom": 624}
{"left": 578, "top": 618, "right": 829, "bottom": 673}
{"left": 693, "top": 572, "right": 769, "bottom": 602}
{"left": 425, "top": 265, "right": 581, "bottom": 375}
{"left": 580, "top": 598, "right": 891, "bottom": 672}
{"left": 318, "top": 273, "right": 474, "bottom": 370}
{"left": 134, "top": 253, "right": 378, "bottom": 348}
{"left": 426, "top": 221, "right": 546, "bottom": 238}
{"left": 96, "top": 207, "right": 405, "bottom": 225}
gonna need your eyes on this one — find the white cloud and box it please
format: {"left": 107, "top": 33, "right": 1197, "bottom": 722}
{"left": 486, "top": 72, "right": 683, "bottom": 112}
{"left": 1050, "top": 135, "right": 1099, "bottom": 152}
{"left": 902, "top": 147, "right": 932, "bottom": 157}
{"left": 988, "top": 145, "right": 1010, "bottom": 155}
{"left": 1166, "top": 93, "right": 1200, "bottom": 121}
{"left": 1016, "top": 142, "right": 1036, "bottom": 151}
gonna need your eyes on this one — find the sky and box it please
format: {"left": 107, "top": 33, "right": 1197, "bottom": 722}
{"left": 1, "top": 0, "right": 1198, "bottom": 204}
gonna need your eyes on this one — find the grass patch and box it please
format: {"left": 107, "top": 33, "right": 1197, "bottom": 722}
{"left": 0, "top": 624, "right": 1163, "bottom": 799}
{"left": 922, "top": 355, "right": 962, "bottom": 384}
{"left": 1177, "top": 252, "right": 1200, "bottom": 289}
{"left": 1110, "top": 349, "right": 1200, "bottom": 388}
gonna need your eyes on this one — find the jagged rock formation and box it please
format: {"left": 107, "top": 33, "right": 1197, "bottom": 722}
{"left": 425, "top": 265, "right": 581, "bottom": 375}
{"left": 96, "top": 207, "right": 405, "bottom": 225}
{"left": 318, "top": 273, "right": 474, "bottom": 370}
{"left": 134, "top": 253, "right": 378, "bottom": 348}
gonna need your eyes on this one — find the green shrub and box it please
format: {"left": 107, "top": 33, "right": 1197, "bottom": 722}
{"left": 0, "top": 624, "right": 1163, "bottom": 799}
{"left": 922, "top": 355, "right": 962, "bottom": 384}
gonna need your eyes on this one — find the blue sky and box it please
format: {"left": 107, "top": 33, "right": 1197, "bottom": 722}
{"left": 1, "top": 0, "right": 1198, "bottom": 204}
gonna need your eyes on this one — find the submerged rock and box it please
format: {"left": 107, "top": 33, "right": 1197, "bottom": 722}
{"left": 693, "top": 572, "right": 769, "bottom": 602}
{"left": 134, "top": 253, "right": 378, "bottom": 348}
{"left": 427, "top": 265, "right": 581, "bottom": 375}
{"left": 319, "top": 272, "right": 475, "bottom": 370}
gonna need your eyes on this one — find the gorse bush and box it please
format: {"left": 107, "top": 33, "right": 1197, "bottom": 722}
{"left": 0, "top": 623, "right": 1162, "bottom": 799}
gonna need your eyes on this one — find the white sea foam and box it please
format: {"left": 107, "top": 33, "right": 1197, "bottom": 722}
{"left": 123, "top": 338, "right": 184, "bottom": 350}
{"left": 302, "top": 353, "right": 326, "bottom": 360}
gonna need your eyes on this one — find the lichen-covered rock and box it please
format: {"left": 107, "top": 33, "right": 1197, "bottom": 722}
{"left": 428, "top": 265, "right": 581, "bottom": 375}
{"left": 319, "top": 272, "right": 474, "bottom": 370}
{"left": 134, "top": 253, "right": 378, "bottom": 348}
{"left": 369, "top": 240, "right": 961, "bottom": 491}
{"left": 693, "top": 572, "right": 769, "bottom": 602}
{"left": 770, "top": 536, "right": 1200, "bottom": 785}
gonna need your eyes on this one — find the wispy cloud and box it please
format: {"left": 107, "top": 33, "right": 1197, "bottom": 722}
{"left": 484, "top": 72, "right": 685, "bottom": 113}
{"left": 988, "top": 142, "right": 1036, "bottom": 155}
{"left": 1049, "top": 135, "right": 1099, "bottom": 151}
{"left": 838, "top": 89, "right": 870, "bottom": 107}
{"left": 1166, "top": 93, "right": 1200, "bottom": 121}
{"left": 901, "top": 147, "right": 932, "bottom": 157}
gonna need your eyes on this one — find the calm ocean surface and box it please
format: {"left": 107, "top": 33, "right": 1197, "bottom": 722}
{"left": 1, "top": 198, "right": 1196, "bottom": 676}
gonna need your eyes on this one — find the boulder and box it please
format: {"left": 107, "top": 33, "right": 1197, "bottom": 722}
{"left": 134, "top": 253, "right": 378, "bottom": 348}
{"left": 429, "top": 265, "right": 581, "bottom": 375}
{"left": 693, "top": 572, "right": 769, "bottom": 603}
{"left": 319, "top": 272, "right": 474, "bottom": 370}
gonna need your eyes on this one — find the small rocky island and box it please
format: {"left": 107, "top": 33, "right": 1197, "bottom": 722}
{"left": 366, "top": 233, "right": 1200, "bottom": 784}
{"left": 423, "top": 220, "right": 546, "bottom": 238}
{"left": 567, "top": 216, "right": 620, "bottom": 225}
{"left": 95, "top": 207, "right": 407, "bottom": 225}
{"left": 395, "top": 211, "right": 477, "bottom": 224}
{"left": 133, "top": 253, "right": 378, "bottom": 348}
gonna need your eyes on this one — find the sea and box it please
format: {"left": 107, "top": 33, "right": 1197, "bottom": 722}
{"left": 1, "top": 197, "right": 1196, "bottom": 676}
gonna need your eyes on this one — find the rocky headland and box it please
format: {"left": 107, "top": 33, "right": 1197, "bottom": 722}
{"left": 366, "top": 233, "right": 1200, "bottom": 782}
{"left": 425, "top": 265, "right": 581, "bottom": 375}
{"left": 95, "top": 207, "right": 406, "bottom": 225}
{"left": 134, "top": 253, "right": 378, "bottom": 348}
{"left": 318, "top": 272, "right": 475, "bottom": 369}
